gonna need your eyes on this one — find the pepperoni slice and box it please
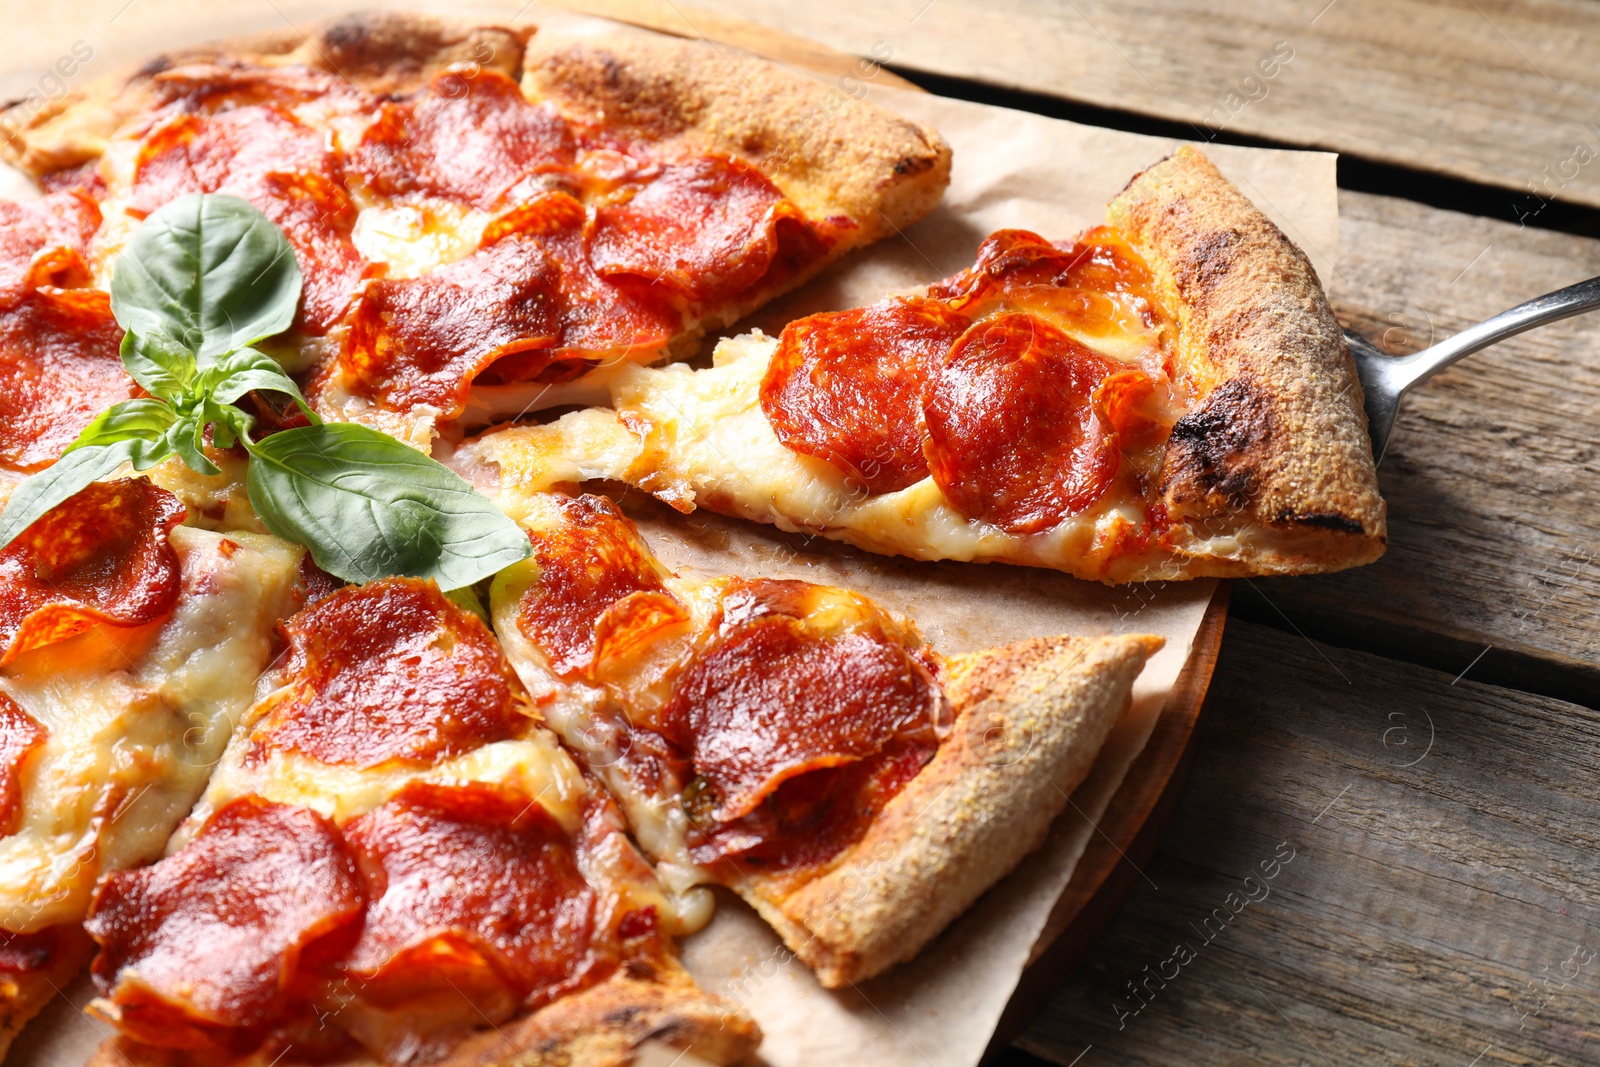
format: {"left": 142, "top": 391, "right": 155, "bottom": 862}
{"left": 246, "top": 577, "right": 520, "bottom": 770}
{"left": 1055, "top": 224, "right": 1161, "bottom": 297}
{"left": 0, "top": 694, "right": 46, "bottom": 836}
{"left": 39, "top": 163, "right": 107, "bottom": 199}
{"left": 0, "top": 924, "right": 88, "bottom": 974}
{"left": 926, "top": 229, "right": 1072, "bottom": 307}
{"left": 0, "top": 287, "right": 136, "bottom": 471}
{"left": 476, "top": 192, "right": 681, "bottom": 383}
{"left": 130, "top": 105, "right": 337, "bottom": 217}
{"left": 922, "top": 312, "right": 1120, "bottom": 533}
{"left": 130, "top": 105, "right": 368, "bottom": 335}
{"left": 1093, "top": 367, "right": 1172, "bottom": 445}
{"left": 517, "top": 495, "right": 670, "bottom": 680}
{"left": 591, "top": 590, "right": 692, "bottom": 678}
{"left": 0, "top": 190, "right": 101, "bottom": 299}
{"left": 340, "top": 222, "right": 563, "bottom": 414}
{"left": 149, "top": 63, "right": 368, "bottom": 117}
{"left": 660, "top": 578, "right": 943, "bottom": 822}
{"left": 693, "top": 735, "right": 936, "bottom": 871}
{"left": 930, "top": 227, "right": 1160, "bottom": 311}
{"left": 589, "top": 154, "right": 825, "bottom": 306}
{"left": 255, "top": 171, "right": 369, "bottom": 335}
{"left": 343, "top": 193, "right": 677, "bottom": 413}
{"left": 340, "top": 781, "right": 597, "bottom": 1013}
{"left": 86, "top": 797, "right": 363, "bottom": 1047}
{"left": 760, "top": 298, "right": 970, "bottom": 493}
{"left": 0, "top": 479, "right": 185, "bottom": 666}
{"left": 351, "top": 67, "right": 575, "bottom": 210}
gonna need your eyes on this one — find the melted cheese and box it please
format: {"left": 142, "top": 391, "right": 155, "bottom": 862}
{"left": 349, "top": 197, "right": 488, "bottom": 278}
{"left": 460, "top": 331, "right": 1160, "bottom": 581}
{"left": 175, "top": 736, "right": 589, "bottom": 849}
{"left": 0, "top": 527, "right": 301, "bottom": 932}
{"left": 144, "top": 455, "right": 270, "bottom": 535}
{"left": 489, "top": 557, "right": 717, "bottom": 934}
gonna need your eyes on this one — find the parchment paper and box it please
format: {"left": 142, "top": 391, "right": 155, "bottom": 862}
{"left": 656, "top": 90, "right": 1335, "bottom": 1067}
{"left": 0, "top": 5, "right": 1338, "bottom": 1065}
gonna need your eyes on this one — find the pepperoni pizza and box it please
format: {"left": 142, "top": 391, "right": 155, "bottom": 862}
{"left": 0, "top": 11, "right": 950, "bottom": 454}
{"left": 461, "top": 147, "right": 1387, "bottom": 582}
{"left": 0, "top": 10, "right": 1377, "bottom": 1066}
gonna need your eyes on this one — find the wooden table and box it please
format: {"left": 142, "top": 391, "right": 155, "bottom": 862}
{"left": 579, "top": 2, "right": 1600, "bottom": 1064}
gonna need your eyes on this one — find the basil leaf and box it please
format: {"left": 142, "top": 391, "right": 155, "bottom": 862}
{"left": 208, "top": 401, "right": 251, "bottom": 451}
{"left": 66, "top": 399, "right": 177, "bottom": 451}
{"left": 110, "top": 193, "right": 302, "bottom": 362}
{"left": 243, "top": 423, "right": 530, "bottom": 590}
{"left": 120, "top": 329, "right": 195, "bottom": 399}
{"left": 199, "top": 347, "right": 316, "bottom": 420}
{"left": 164, "top": 410, "right": 220, "bottom": 477}
{"left": 0, "top": 438, "right": 174, "bottom": 551}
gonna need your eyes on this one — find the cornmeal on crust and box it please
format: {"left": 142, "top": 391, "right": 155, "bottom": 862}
{"left": 743, "top": 632, "right": 1161, "bottom": 987}
{"left": 1109, "top": 146, "right": 1386, "bottom": 571}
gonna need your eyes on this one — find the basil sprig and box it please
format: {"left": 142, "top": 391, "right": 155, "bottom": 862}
{"left": 0, "top": 194, "right": 529, "bottom": 590}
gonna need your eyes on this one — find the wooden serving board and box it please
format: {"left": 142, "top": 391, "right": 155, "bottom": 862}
{"left": 554, "top": 0, "right": 1235, "bottom": 1046}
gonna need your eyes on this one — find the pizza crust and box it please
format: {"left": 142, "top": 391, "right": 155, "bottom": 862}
{"left": 1109, "top": 146, "right": 1387, "bottom": 572}
{"left": 735, "top": 631, "right": 1163, "bottom": 987}
{"left": 85, "top": 959, "right": 760, "bottom": 1067}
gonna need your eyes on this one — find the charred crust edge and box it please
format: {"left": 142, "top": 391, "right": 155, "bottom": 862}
{"left": 1163, "top": 378, "right": 1273, "bottom": 508}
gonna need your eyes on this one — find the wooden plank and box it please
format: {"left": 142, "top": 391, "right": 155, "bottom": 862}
{"left": 1015, "top": 618, "right": 1600, "bottom": 1066}
{"left": 680, "top": 0, "right": 1600, "bottom": 211}
{"left": 1241, "top": 188, "right": 1600, "bottom": 695}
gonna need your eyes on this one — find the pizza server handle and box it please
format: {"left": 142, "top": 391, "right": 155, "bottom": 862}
{"left": 1347, "top": 272, "right": 1600, "bottom": 465}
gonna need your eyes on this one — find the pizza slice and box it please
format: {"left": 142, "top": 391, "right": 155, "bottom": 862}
{"left": 0, "top": 11, "right": 951, "bottom": 451}
{"left": 80, "top": 576, "right": 759, "bottom": 1067}
{"left": 457, "top": 147, "right": 1386, "bottom": 582}
{"left": 0, "top": 477, "right": 304, "bottom": 1057}
{"left": 484, "top": 491, "right": 1163, "bottom": 986}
